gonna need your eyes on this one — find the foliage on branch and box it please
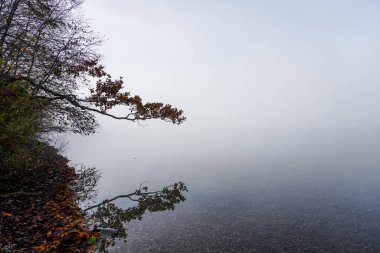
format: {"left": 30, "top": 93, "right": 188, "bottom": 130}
{"left": 0, "top": 0, "right": 185, "bottom": 135}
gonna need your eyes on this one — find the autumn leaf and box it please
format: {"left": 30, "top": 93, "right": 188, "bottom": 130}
{"left": 33, "top": 244, "right": 46, "bottom": 252}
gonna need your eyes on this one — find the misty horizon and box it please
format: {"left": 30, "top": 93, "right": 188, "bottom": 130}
{"left": 62, "top": 1, "right": 380, "bottom": 252}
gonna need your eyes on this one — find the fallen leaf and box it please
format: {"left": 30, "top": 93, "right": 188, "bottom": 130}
{"left": 2, "top": 212, "right": 12, "bottom": 217}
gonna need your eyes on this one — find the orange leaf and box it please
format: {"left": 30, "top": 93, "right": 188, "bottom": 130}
{"left": 2, "top": 212, "right": 12, "bottom": 217}
{"left": 33, "top": 244, "right": 46, "bottom": 252}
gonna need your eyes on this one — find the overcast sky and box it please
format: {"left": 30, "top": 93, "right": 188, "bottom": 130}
{"left": 78, "top": 0, "right": 380, "bottom": 134}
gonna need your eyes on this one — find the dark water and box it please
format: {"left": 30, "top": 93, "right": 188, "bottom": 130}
{"left": 65, "top": 127, "right": 380, "bottom": 252}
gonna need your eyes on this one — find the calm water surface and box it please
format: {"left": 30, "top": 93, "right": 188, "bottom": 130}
{"left": 64, "top": 127, "right": 380, "bottom": 252}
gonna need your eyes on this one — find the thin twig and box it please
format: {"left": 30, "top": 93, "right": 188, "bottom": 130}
{"left": 0, "top": 191, "right": 39, "bottom": 198}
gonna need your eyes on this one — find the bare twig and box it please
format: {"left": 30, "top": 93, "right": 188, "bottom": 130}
{"left": 0, "top": 191, "right": 39, "bottom": 198}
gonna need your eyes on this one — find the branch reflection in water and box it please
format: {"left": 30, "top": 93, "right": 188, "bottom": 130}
{"left": 73, "top": 166, "right": 188, "bottom": 252}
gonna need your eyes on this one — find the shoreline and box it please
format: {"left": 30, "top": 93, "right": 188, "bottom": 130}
{"left": 0, "top": 145, "right": 96, "bottom": 252}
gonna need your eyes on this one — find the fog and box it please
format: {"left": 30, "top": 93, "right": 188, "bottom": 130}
{"left": 62, "top": 1, "right": 380, "bottom": 252}
{"left": 75, "top": 0, "right": 380, "bottom": 131}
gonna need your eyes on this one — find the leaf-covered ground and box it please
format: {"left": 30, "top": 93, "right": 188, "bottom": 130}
{"left": 0, "top": 146, "right": 97, "bottom": 252}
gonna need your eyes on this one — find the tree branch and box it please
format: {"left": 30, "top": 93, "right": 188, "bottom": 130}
{"left": 0, "top": 191, "right": 39, "bottom": 198}
{"left": 0, "top": 0, "right": 22, "bottom": 56}
{"left": 83, "top": 190, "right": 163, "bottom": 212}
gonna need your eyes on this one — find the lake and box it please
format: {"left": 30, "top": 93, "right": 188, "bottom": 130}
{"left": 63, "top": 126, "right": 380, "bottom": 252}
